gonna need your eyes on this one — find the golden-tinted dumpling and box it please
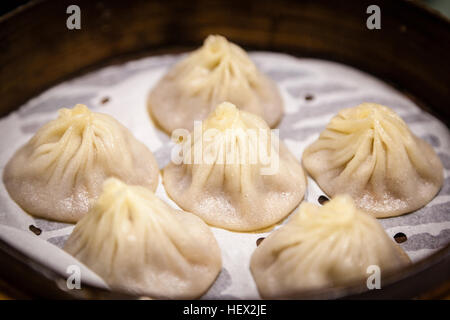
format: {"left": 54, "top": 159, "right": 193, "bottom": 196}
{"left": 302, "top": 103, "right": 443, "bottom": 217}
{"left": 148, "top": 35, "right": 283, "bottom": 134}
{"left": 3, "top": 104, "right": 159, "bottom": 223}
{"left": 250, "top": 195, "right": 411, "bottom": 299}
{"left": 163, "top": 102, "right": 306, "bottom": 231}
{"left": 64, "top": 178, "right": 222, "bottom": 299}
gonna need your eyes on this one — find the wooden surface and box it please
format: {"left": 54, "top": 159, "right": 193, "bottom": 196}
{"left": 0, "top": 280, "right": 449, "bottom": 300}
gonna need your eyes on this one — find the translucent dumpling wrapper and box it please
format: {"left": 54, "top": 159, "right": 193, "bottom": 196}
{"left": 250, "top": 195, "right": 411, "bottom": 299}
{"left": 302, "top": 103, "right": 443, "bottom": 217}
{"left": 64, "top": 178, "right": 222, "bottom": 299}
{"left": 148, "top": 35, "right": 283, "bottom": 134}
{"left": 163, "top": 102, "right": 306, "bottom": 231}
{"left": 3, "top": 104, "right": 159, "bottom": 223}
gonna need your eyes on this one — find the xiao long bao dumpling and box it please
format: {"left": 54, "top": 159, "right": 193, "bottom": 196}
{"left": 163, "top": 102, "right": 306, "bottom": 231}
{"left": 148, "top": 34, "right": 283, "bottom": 134}
{"left": 3, "top": 104, "right": 159, "bottom": 223}
{"left": 250, "top": 195, "right": 411, "bottom": 299}
{"left": 64, "top": 178, "right": 222, "bottom": 299}
{"left": 302, "top": 103, "right": 443, "bottom": 217}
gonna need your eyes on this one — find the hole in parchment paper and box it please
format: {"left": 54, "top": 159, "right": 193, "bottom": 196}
{"left": 100, "top": 96, "right": 110, "bottom": 105}
{"left": 305, "top": 94, "right": 314, "bottom": 101}
{"left": 29, "top": 225, "right": 42, "bottom": 235}
{"left": 318, "top": 195, "right": 329, "bottom": 205}
{"left": 394, "top": 232, "right": 407, "bottom": 243}
{"left": 256, "top": 237, "right": 265, "bottom": 246}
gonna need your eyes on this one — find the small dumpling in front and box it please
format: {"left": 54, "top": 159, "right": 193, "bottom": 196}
{"left": 302, "top": 103, "right": 443, "bottom": 217}
{"left": 3, "top": 104, "right": 159, "bottom": 223}
{"left": 64, "top": 178, "right": 222, "bottom": 299}
{"left": 148, "top": 35, "right": 283, "bottom": 134}
{"left": 163, "top": 102, "right": 306, "bottom": 231}
{"left": 250, "top": 195, "right": 411, "bottom": 299}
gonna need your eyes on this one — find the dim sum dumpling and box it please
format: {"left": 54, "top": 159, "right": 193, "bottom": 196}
{"left": 250, "top": 195, "right": 411, "bottom": 299}
{"left": 302, "top": 103, "right": 443, "bottom": 217}
{"left": 148, "top": 35, "right": 283, "bottom": 134}
{"left": 64, "top": 178, "right": 221, "bottom": 299}
{"left": 163, "top": 102, "right": 306, "bottom": 231}
{"left": 3, "top": 104, "right": 159, "bottom": 223}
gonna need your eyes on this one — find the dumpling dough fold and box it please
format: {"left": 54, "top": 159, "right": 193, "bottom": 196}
{"left": 3, "top": 104, "right": 159, "bottom": 223}
{"left": 148, "top": 35, "right": 283, "bottom": 133}
{"left": 250, "top": 195, "right": 411, "bottom": 299}
{"left": 64, "top": 178, "right": 222, "bottom": 299}
{"left": 163, "top": 102, "right": 306, "bottom": 231}
{"left": 302, "top": 103, "right": 443, "bottom": 217}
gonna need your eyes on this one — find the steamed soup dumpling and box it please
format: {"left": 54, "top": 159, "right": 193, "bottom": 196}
{"left": 64, "top": 178, "right": 222, "bottom": 299}
{"left": 163, "top": 102, "right": 306, "bottom": 231}
{"left": 302, "top": 103, "right": 443, "bottom": 217}
{"left": 250, "top": 195, "right": 411, "bottom": 299}
{"left": 148, "top": 35, "right": 283, "bottom": 134}
{"left": 3, "top": 104, "right": 159, "bottom": 223}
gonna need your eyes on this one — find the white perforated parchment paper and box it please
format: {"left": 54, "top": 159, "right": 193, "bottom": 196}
{"left": 0, "top": 52, "right": 449, "bottom": 299}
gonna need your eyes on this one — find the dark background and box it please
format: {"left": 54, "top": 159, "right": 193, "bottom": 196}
{"left": 1, "top": 0, "right": 450, "bottom": 18}
{"left": 1, "top": 1, "right": 28, "bottom": 16}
